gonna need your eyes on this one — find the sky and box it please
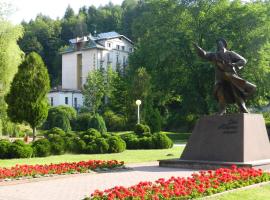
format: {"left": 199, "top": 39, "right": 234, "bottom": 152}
{"left": 5, "top": 0, "right": 124, "bottom": 24}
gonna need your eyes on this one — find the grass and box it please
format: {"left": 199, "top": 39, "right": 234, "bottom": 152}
{"left": 207, "top": 184, "right": 270, "bottom": 200}
{"left": 0, "top": 146, "right": 184, "bottom": 168}
{"left": 162, "top": 131, "right": 190, "bottom": 144}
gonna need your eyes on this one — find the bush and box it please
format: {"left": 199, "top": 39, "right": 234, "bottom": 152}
{"left": 90, "top": 114, "right": 107, "bottom": 134}
{"left": 48, "top": 135, "right": 65, "bottom": 155}
{"left": 0, "top": 139, "right": 11, "bottom": 158}
{"left": 44, "top": 127, "right": 66, "bottom": 138}
{"left": 134, "top": 124, "right": 151, "bottom": 135}
{"left": 8, "top": 140, "right": 33, "bottom": 158}
{"left": 80, "top": 128, "right": 102, "bottom": 143}
{"left": 72, "top": 138, "right": 86, "bottom": 153}
{"left": 95, "top": 138, "right": 109, "bottom": 153}
{"left": 139, "top": 137, "right": 155, "bottom": 149}
{"left": 44, "top": 106, "right": 76, "bottom": 131}
{"left": 152, "top": 132, "right": 173, "bottom": 149}
{"left": 32, "top": 138, "right": 51, "bottom": 157}
{"left": 107, "top": 136, "right": 126, "bottom": 153}
{"left": 103, "top": 111, "right": 126, "bottom": 131}
{"left": 121, "top": 133, "right": 139, "bottom": 149}
{"left": 74, "top": 113, "right": 92, "bottom": 131}
{"left": 145, "top": 108, "right": 162, "bottom": 133}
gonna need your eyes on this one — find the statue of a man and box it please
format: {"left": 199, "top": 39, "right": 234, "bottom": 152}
{"left": 194, "top": 39, "right": 256, "bottom": 115}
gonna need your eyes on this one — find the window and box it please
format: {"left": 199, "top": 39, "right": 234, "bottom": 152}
{"left": 116, "top": 55, "right": 119, "bottom": 64}
{"left": 123, "top": 56, "right": 126, "bottom": 66}
{"left": 74, "top": 97, "right": 77, "bottom": 108}
{"left": 129, "top": 47, "right": 133, "bottom": 52}
{"left": 65, "top": 97, "right": 68, "bottom": 105}
{"left": 50, "top": 97, "right": 53, "bottom": 106}
{"left": 107, "top": 42, "right": 111, "bottom": 48}
{"left": 107, "top": 53, "right": 111, "bottom": 62}
{"left": 117, "top": 45, "right": 120, "bottom": 50}
{"left": 93, "top": 53, "right": 96, "bottom": 68}
{"left": 122, "top": 46, "right": 125, "bottom": 51}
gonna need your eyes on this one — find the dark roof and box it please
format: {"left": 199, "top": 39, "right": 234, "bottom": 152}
{"left": 49, "top": 88, "right": 82, "bottom": 93}
{"left": 61, "top": 31, "right": 133, "bottom": 54}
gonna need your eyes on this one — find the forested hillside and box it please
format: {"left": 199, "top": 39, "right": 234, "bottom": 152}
{"left": 18, "top": 0, "right": 270, "bottom": 130}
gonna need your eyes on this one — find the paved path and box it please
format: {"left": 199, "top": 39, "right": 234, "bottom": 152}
{"left": 0, "top": 162, "right": 196, "bottom": 200}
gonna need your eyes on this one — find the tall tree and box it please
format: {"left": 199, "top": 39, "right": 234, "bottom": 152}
{"left": 5, "top": 52, "right": 50, "bottom": 141}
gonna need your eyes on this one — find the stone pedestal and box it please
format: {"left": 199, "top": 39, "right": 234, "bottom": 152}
{"left": 159, "top": 113, "right": 270, "bottom": 169}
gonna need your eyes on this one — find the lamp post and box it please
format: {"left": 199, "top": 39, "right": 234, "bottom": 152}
{"left": 136, "top": 100, "right": 141, "bottom": 124}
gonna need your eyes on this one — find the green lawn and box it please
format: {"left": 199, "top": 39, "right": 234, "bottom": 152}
{"left": 207, "top": 184, "right": 270, "bottom": 200}
{"left": 0, "top": 146, "right": 184, "bottom": 168}
{"left": 162, "top": 131, "right": 190, "bottom": 144}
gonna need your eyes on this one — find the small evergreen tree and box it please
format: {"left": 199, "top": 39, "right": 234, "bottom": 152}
{"left": 5, "top": 52, "right": 50, "bottom": 141}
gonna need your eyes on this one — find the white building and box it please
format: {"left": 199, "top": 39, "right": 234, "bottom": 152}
{"left": 48, "top": 31, "right": 134, "bottom": 109}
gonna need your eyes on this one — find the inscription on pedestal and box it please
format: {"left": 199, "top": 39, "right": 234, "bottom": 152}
{"left": 218, "top": 119, "right": 238, "bottom": 134}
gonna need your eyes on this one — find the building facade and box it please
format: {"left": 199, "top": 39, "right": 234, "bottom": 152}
{"left": 48, "top": 31, "right": 134, "bottom": 109}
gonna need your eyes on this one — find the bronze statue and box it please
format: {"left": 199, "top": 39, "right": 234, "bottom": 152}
{"left": 193, "top": 39, "right": 256, "bottom": 115}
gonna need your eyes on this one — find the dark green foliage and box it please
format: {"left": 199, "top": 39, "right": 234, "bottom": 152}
{"left": 44, "top": 127, "right": 66, "bottom": 138}
{"left": 48, "top": 135, "right": 65, "bottom": 155}
{"left": 90, "top": 114, "right": 107, "bottom": 134}
{"left": 134, "top": 124, "right": 151, "bottom": 135}
{"left": 73, "top": 113, "right": 92, "bottom": 131}
{"left": 0, "top": 139, "right": 11, "bottom": 158}
{"left": 5, "top": 52, "right": 50, "bottom": 140}
{"left": 121, "top": 133, "right": 139, "bottom": 149}
{"left": 139, "top": 136, "right": 155, "bottom": 149}
{"left": 152, "top": 132, "right": 173, "bottom": 149}
{"left": 145, "top": 108, "right": 162, "bottom": 133}
{"left": 103, "top": 111, "right": 126, "bottom": 131}
{"left": 95, "top": 138, "right": 110, "bottom": 153}
{"left": 44, "top": 106, "right": 76, "bottom": 131}
{"left": 107, "top": 136, "right": 126, "bottom": 153}
{"left": 8, "top": 140, "right": 33, "bottom": 158}
{"left": 32, "top": 138, "right": 51, "bottom": 157}
{"left": 71, "top": 138, "right": 86, "bottom": 153}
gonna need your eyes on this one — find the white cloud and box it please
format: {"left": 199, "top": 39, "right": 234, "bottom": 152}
{"left": 7, "top": 0, "right": 124, "bottom": 24}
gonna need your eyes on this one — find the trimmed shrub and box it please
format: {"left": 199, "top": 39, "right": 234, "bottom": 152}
{"left": 107, "top": 136, "right": 126, "bottom": 153}
{"left": 103, "top": 111, "right": 126, "bottom": 131}
{"left": 74, "top": 113, "right": 92, "bottom": 131}
{"left": 81, "top": 128, "right": 102, "bottom": 143}
{"left": 90, "top": 114, "right": 107, "bottom": 134}
{"left": 48, "top": 135, "right": 65, "bottom": 155}
{"left": 85, "top": 142, "right": 98, "bottom": 154}
{"left": 134, "top": 124, "right": 151, "bottom": 135}
{"left": 8, "top": 140, "right": 33, "bottom": 158}
{"left": 44, "top": 127, "right": 66, "bottom": 138}
{"left": 32, "top": 138, "right": 51, "bottom": 157}
{"left": 72, "top": 138, "right": 86, "bottom": 153}
{"left": 0, "top": 139, "right": 11, "bottom": 158}
{"left": 44, "top": 106, "right": 76, "bottom": 131}
{"left": 121, "top": 133, "right": 139, "bottom": 149}
{"left": 139, "top": 137, "right": 155, "bottom": 149}
{"left": 95, "top": 138, "right": 109, "bottom": 153}
{"left": 152, "top": 132, "right": 173, "bottom": 149}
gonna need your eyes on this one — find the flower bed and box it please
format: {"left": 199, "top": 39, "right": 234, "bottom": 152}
{"left": 0, "top": 160, "right": 124, "bottom": 180}
{"left": 88, "top": 166, "right": 270, "bottom": 200}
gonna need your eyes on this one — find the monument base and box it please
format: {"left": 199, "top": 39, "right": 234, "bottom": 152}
{"left": 159, "top": 159, "right": 270, "bottom": 170}
{"left": 159, "top": 113, "right": 270, "bottom": 170}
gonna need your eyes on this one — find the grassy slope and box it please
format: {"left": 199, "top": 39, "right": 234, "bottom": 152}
{"left": 0, "top": 146, "right": 184, "bottom": 168}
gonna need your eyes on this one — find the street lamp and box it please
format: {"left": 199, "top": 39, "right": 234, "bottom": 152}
{"left": 136, "top": 100, "right": 141, "bottom": 124}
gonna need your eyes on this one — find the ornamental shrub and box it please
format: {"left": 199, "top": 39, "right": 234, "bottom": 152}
{"left": 8, "top": 140, "right": 33, "bottom": 158}
{"left": 95, "top": 138, "right": 109, "bottom": 153}
{"left": 44, "top": 106, "right": 76, "bottom": 131}
{"left": 152, "top": 132, "right": 173, "bottom": 149}
{"left": 85, "top": 142, "right": 98, "bottom": 154}
{"left": 44, "top": 127, "right": 66, "bottom": 138}
{"left": 107, "top": 136, "right": 126, "bottom": 153}
{"left": 73, "top": 113, "right": 92, "bottom": 131}
{"left": 103, "top": 111, "right": 126, "bottom": 131}
{"left": 81, "top": 128, "right": 102, "bottom": 143}
{"left": 90, "top": 114, "right": 107, "bottom": 134}
{"left": 139, "top": 136, "right": 155, "bottom": 149}
{"left": 121, "top": 133, "right": 139, "bottom": 149}
{"left": 32, "top": 138, "right": 51, "bottom": 157}
{"left": 134, "top": 124, "right": 151, "bottom": 136}
{"left": 48, "top": 135, "right": 65, "bottom": 155}
{"left": 72, "top": 138, "right": 86, "bottom": 153}
{"left": 0, "top": 139, "right": 11, "bottom": 158}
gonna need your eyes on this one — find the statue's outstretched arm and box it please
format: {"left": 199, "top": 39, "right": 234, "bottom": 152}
{"left": 230, "top": 51, "right": 247, "bottom": 69}
{"left": 193, "top": 43, "right": 215, "bottom": 61}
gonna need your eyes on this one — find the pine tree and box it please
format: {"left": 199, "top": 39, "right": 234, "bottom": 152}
{"left": 5, "top": 52, "right": 50, "bottom": 141}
